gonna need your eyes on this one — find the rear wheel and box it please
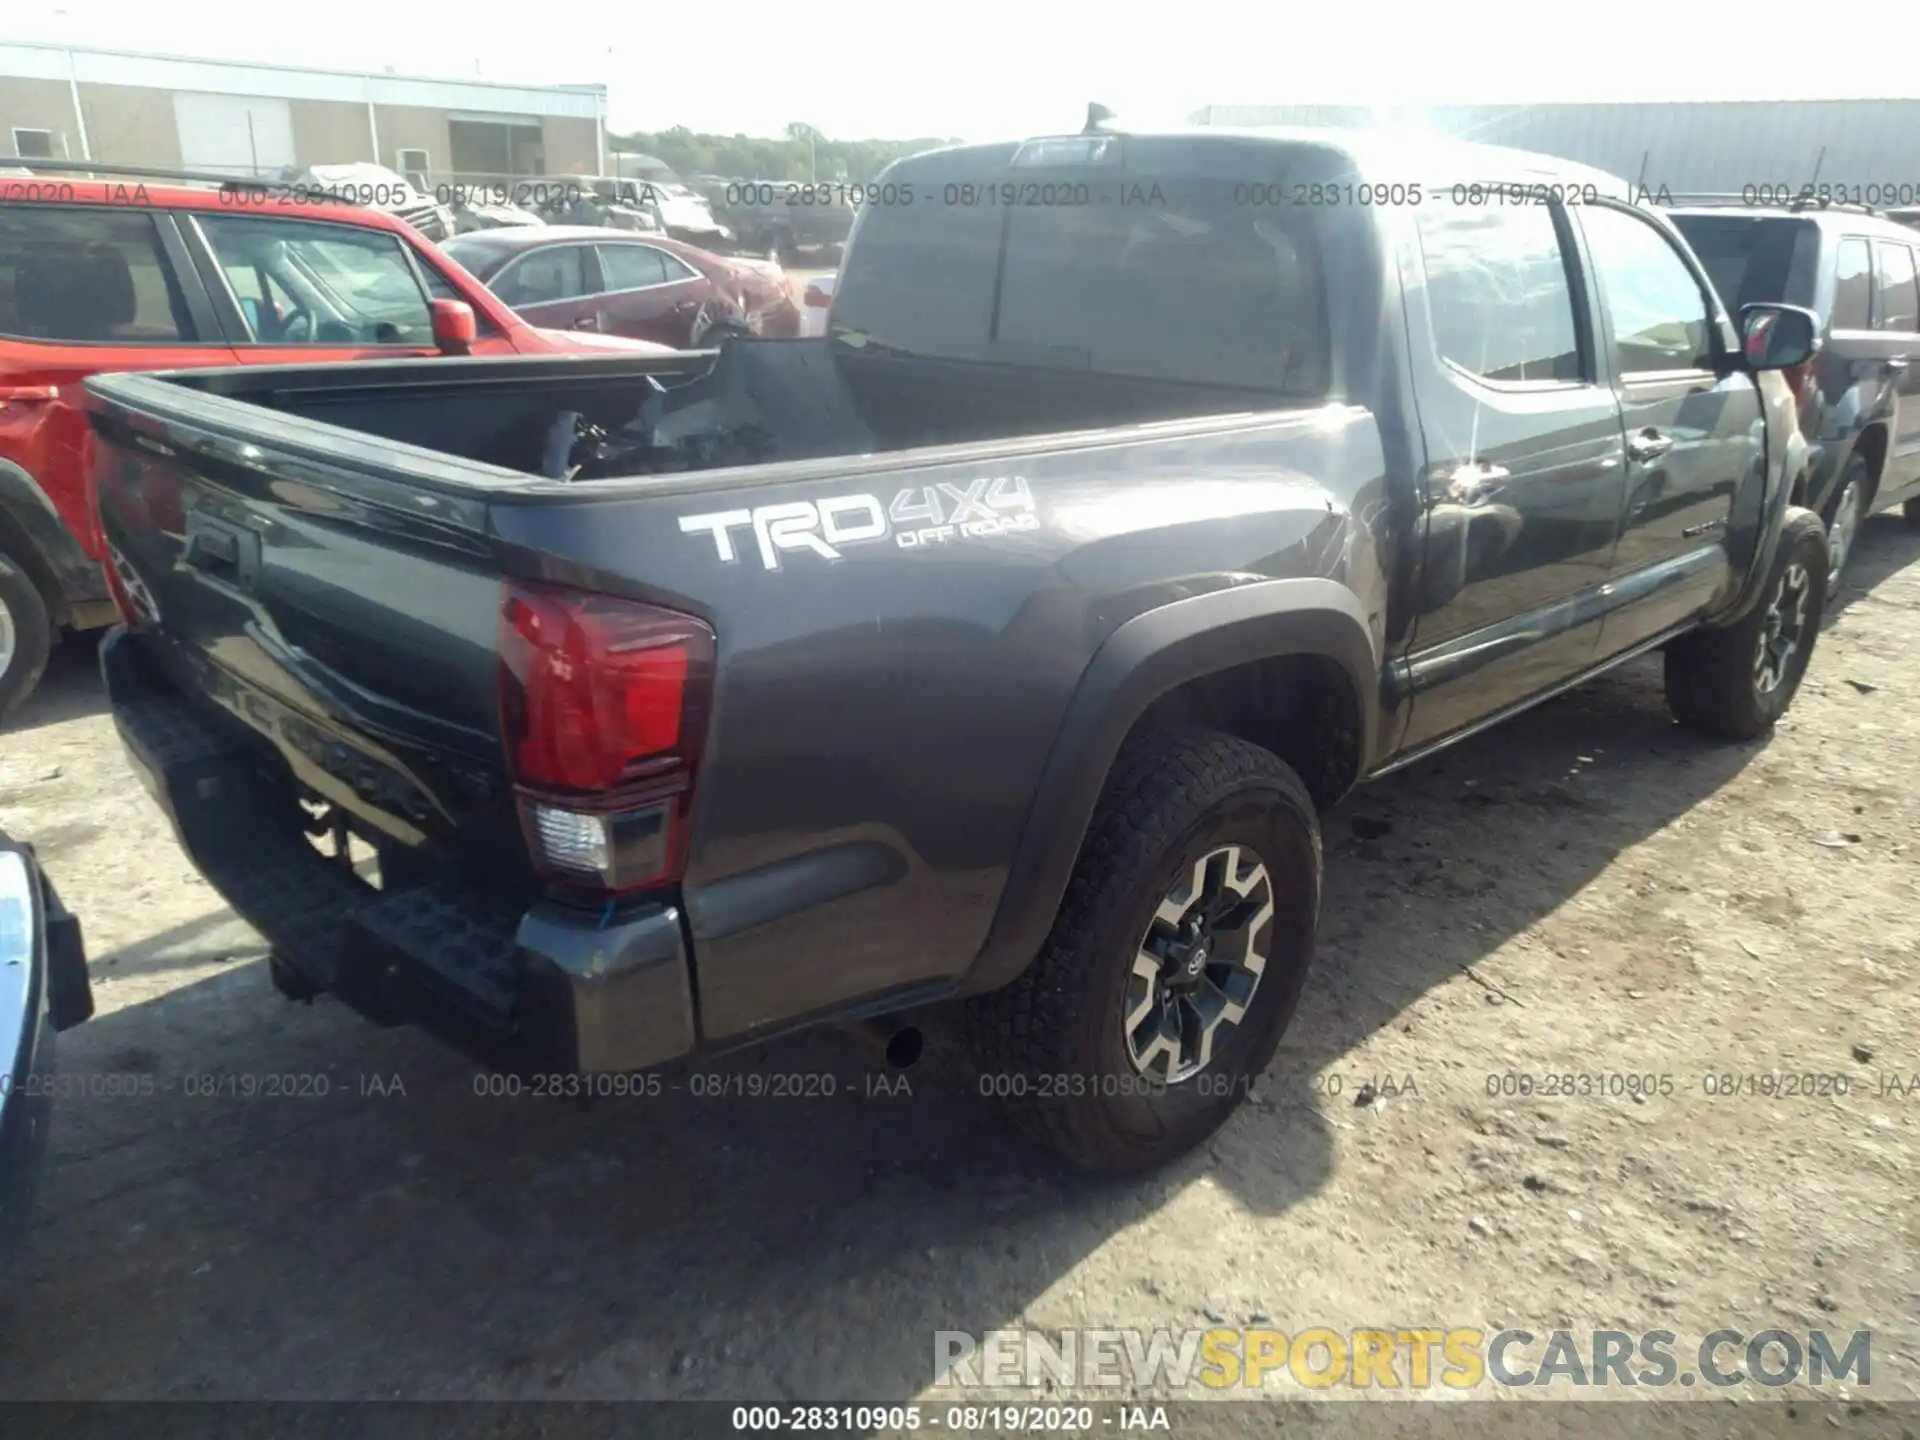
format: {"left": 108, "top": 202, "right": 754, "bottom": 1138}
{"left": 966, "top": 728, "right": 1321, "bottom": 1173}
{"left": 0, "top": 551, "right": 52, "bottom": 724}
{"left": 1821, "top": 454, "right": 1870, "bottom": 589}
{"left": 1663, "top": 509, "right": 1827, "bottom": 741}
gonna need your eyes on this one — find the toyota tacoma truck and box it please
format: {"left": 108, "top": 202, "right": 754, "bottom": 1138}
{"left": 84, "top": 124, "right": 1826, "bottom": 1173}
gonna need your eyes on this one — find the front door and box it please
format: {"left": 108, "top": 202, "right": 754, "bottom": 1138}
{"left": 1576, "top": 203, "right": 1761, "bottom": 657}
{"left": 1398, "top": 188, "right": 1629, "bottom": 752}
{"left": 488, "top": 243, "right": 602, "bottom": 335}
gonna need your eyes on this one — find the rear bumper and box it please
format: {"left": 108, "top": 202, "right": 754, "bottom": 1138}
{"left": 100, "top": 628, "right": 696, "bottom": 1076}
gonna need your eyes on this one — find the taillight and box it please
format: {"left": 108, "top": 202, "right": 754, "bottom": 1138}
{"left": 498, "top": 580, "right": 715, "bottom": 896}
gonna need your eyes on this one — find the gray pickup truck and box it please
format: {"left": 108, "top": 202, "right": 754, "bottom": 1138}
{"left": 84, "top": 123, "right": 1825, "bottom": 1173}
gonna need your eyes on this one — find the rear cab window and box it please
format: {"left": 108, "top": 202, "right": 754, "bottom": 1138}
{"left": 832, "top": 136, "right": 1360, "bottom": 396}
{"left": 0, "top": 205, "right": 197, "bottom": 343}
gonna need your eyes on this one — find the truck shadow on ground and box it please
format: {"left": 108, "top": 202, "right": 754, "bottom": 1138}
{"left": 1827, "top": 512, "right": 1920, "bottom": 625}
{"left": 4, "top": 634, "right": 108, "bottom": 736}
{"left": 2, "top": 521, "right": 1917, "bottom": 1407}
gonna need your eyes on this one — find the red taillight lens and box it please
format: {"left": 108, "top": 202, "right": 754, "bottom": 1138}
{"left": 498, "top": 580, "right": 715, "bottom": 894}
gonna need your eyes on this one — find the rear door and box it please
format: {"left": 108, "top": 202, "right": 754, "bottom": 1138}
{"left": 592, "top": 242, "right": 708, "bottom": 346}
{"left": 1870, "top": 235, "right": 1920, "bottom": 494}
{"left": 0, "top": 203, "right": 234, "bottom": 566}
{"left": 1399, "top": 187, "right": 1628, "bottom": 751}
{"left": 486, "top": 242, "right": 601, "bottom": 334}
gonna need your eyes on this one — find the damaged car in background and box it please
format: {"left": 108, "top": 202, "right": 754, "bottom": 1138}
{"left": 532, "top": 178, "right": 664, "bottom": 234}
{"left": 442, "top": 227, "right": 799, "bottom": 347}
{"left": 285, "top": 162, "right": 455, "bottom": 241}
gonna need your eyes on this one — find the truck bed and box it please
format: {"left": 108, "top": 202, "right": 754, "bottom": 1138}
{"left": 155, "top": 339, "right": 1282, "bottom": 483}
{"left": 84, "top": 337, "right": 1379, "bottom": 1069}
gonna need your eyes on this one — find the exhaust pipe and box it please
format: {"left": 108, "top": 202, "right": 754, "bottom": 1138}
{"left": 842, "top": 1017, "right": 924, "bottom": 1070}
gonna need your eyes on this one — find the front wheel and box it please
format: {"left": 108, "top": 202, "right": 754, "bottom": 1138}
{"left": 1663, "top": 508, "right": 1827, "bottom": 741}
{"left": 966, "top": 728, "right": 1321, "bottom": 1173}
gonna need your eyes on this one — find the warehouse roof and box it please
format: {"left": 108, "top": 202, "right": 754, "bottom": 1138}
{"left": 0, "top": 40, "right": 605, "bottom": 120}
{"left": 1191, "top": 101, "right": 1920, "bottom": 193}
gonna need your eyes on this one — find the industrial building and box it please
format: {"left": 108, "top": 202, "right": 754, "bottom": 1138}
{"left": 1191, "top": 101, "right": 1920, "bottom": 200}
{"left": 0, "top": 41, "right": 606, "bottom": 187}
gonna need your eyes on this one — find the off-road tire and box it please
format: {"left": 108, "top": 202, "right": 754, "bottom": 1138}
{"left": 1663, "top": 509, "right": 1827, "bottom": 741}
{"left": 966, "top": 727, "right": 1321, "bottom": 1173}
{"left": 0, "top": 550, "right": 52, "bottom": 724}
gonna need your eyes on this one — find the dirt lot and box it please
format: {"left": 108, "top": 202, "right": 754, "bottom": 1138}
{"left": 0, "top": 513, "right": 1915, "bottom": 1423}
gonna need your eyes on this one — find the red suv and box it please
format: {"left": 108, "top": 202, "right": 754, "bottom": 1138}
{"left": 0, "top": 165, "right": 671, "bottom": 718}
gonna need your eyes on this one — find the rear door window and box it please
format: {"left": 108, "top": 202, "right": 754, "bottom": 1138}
{"left": 831, "top": 176, "right": 1331, "bottom": 393}
{"left": 597, "top": 244, "right": 696, "bottom": 291}
{"left": 0, "top": 205, "right": 195, "bottom": 343}
{"left": 1414, "top": 192, "right": 1581, "bottom": 383}
{"left": 197, "top": 214, "right": 435, "bottom": 345}
{"left": 1832, "top": 238, "right": 1873, "bottom": 329}
{"left": 1872, "top": 239, "right": 1920, "bottom": 333}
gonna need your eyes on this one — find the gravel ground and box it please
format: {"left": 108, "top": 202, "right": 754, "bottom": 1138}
{"left": 0, "top": 512, "right": 1915, "bottom": 1425}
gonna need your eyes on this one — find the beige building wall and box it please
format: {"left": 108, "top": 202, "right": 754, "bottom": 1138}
{"left": 76, "top": 84, "right": 182, "bottom": 167}
{"left": 1, "top": 79, "right": 185, "bottom": 166}
{"left": 1, "top": 76, "right": 86, "bottom": 160}
{"left": 290, "top": 97, "right": 375, "bottom": 168}
{"left": 541, "top": 116, "right": 598, "bottom": 176}
{"left": 371, "top": 104, "right": 450, "bottom": 176}
{"left": 2, "top": 75, "right": 600, "bottom": 178}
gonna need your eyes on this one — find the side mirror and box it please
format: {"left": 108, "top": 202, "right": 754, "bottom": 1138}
{"left": 1739, "top": 303, "right": 1820, "bottom": 371}
{"left": 430, "top": 298, "right": 477, "bottom": 356}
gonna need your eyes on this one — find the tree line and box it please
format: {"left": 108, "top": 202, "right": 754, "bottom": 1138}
{"left": 607, "top": 122, "right": 961, "bottom": 183}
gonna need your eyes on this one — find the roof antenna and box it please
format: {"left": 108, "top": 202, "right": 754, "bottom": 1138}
{"left": 1085, "top": 102, "right": 1117, "bottom": 134}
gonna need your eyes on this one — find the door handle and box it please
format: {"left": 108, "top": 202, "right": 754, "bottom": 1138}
{"left": 1627, "top": 430, "right": 1674, "bottom": 463}
{"left": 0, "top": 385, "right": 57, "bottom": 404}
{"left": 1440, "top": 461, "right": 1511, "bottom": 506}
{"left": 570, "top": 315, "right": 598, "bottom": 331}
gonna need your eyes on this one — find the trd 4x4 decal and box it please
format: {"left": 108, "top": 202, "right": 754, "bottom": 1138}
{"left": 678, "top": 475, "right": 1038, "bottom": 570}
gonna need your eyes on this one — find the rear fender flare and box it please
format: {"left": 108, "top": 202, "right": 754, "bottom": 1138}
{"left": 960, "top": 578, "right": 1379, "bottom": 996}
{"left": 0, "top": 459, "right": 106, "bottom": 627}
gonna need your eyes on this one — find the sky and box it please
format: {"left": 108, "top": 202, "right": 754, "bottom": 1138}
{"left": 11, "top": 0, "right": 1920, "bottom": 142}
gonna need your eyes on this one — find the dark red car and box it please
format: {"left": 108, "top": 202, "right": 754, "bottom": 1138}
{"left": 441, "top": 226, "right": 802, "bottom": 347}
